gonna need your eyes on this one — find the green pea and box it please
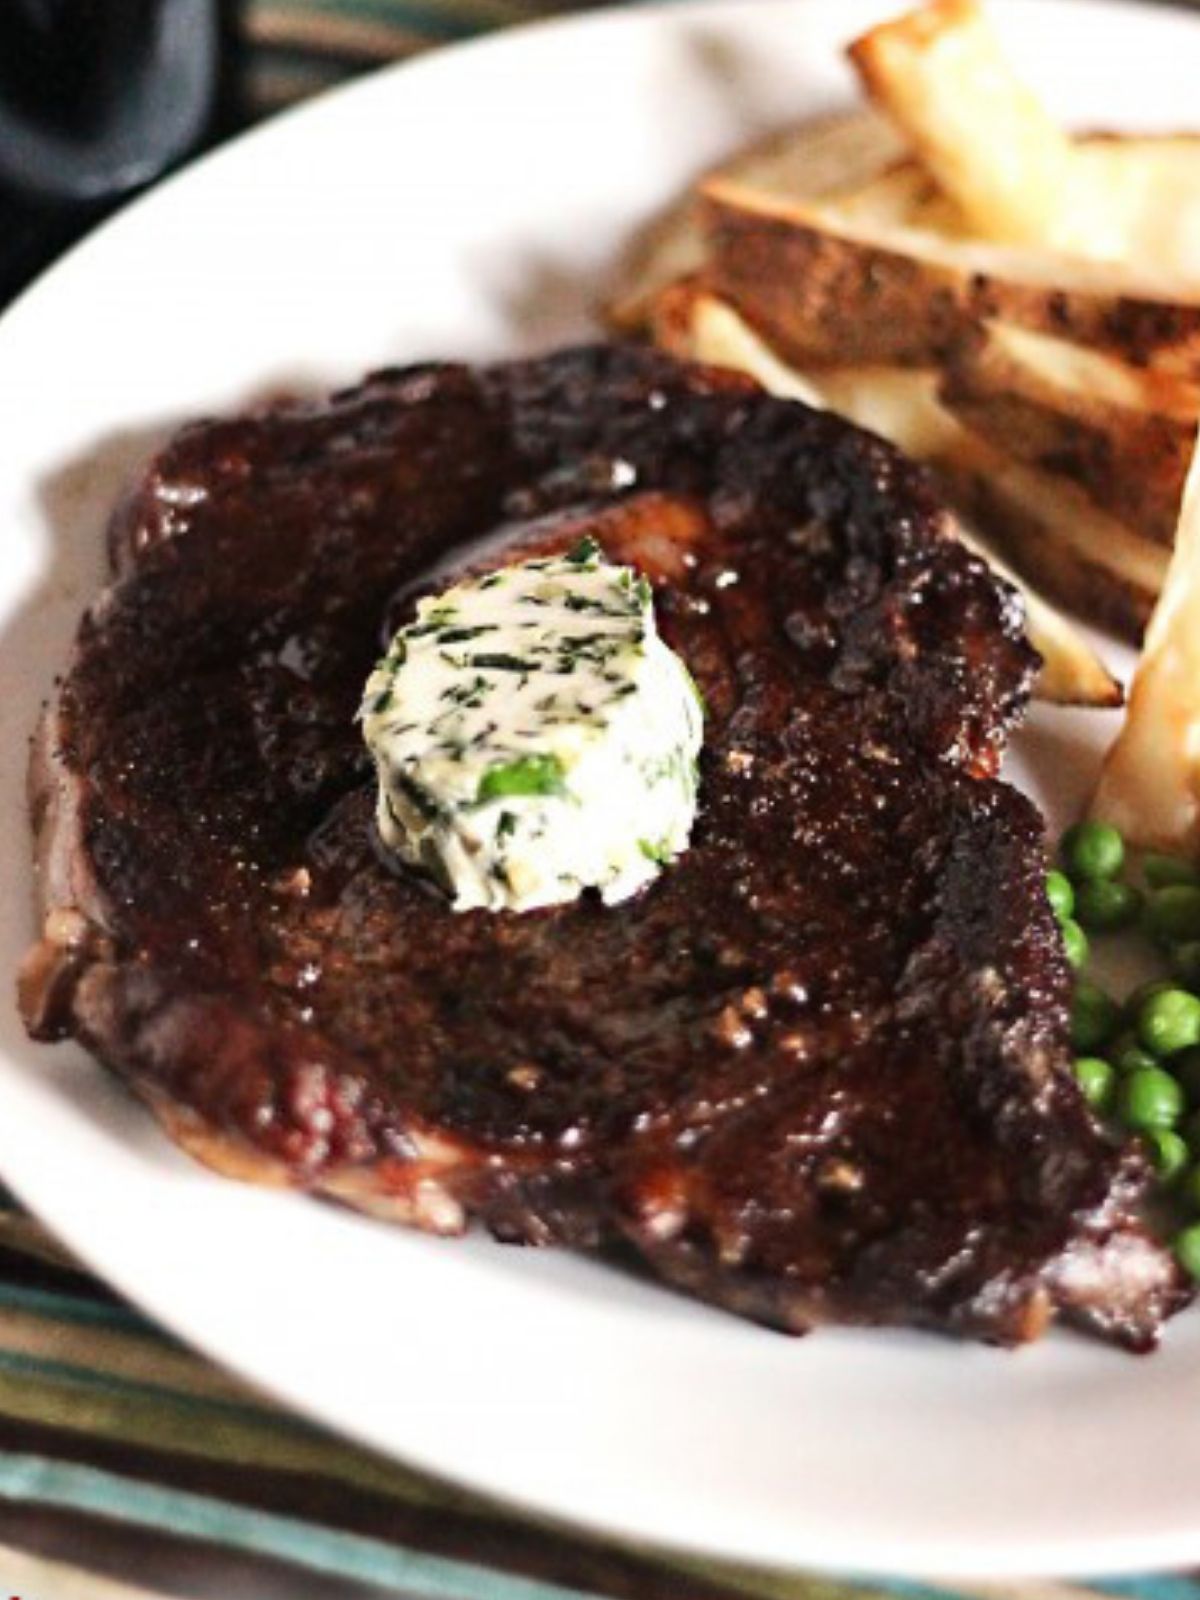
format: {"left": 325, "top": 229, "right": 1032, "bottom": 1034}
{"left": 1144, "top": 853, "right": 1200, "bottom": 890}
{"left": 1146, "top": 886, "right": 1200, "bottom": 945}
{"left": 1173, "top": 1046, "right": 1200, "bottom": 1105}
{"left": 1073, "top": 879, "right": 1142, "bottom": 933}
{"left": 1144, "top": 1128, "right": 1190, "bottom": 1183}
{"left": 1071, "top": 981, "right": 1120, "bottom": 1053}
{"left": 1061, "top": 821, "right": 1125, "bottom": 883}
{"left": 1174, "top": 1223, "right": 1200, "bottom": 1281}
{"left": 1061, "top": 918, "right": 1089, "bottom": 971}
{"left": 1124, "top": 979, "right": 1175, "bottom": 1022}
{"left": 1116, "top": 1067, "right": 1185, "bottom": 1132}
{"left": 1137, "top": 988, "right": 1200, "bottom": 1058}
{"left": 1045, "top": 870, "right": 1075, "bottom": 921}
{"left": 1176, "top": 1165, "right": 1200, "bottom": 1212}
{"left": 1074, "top": 1056, "right": 1115, "bottom": 1112}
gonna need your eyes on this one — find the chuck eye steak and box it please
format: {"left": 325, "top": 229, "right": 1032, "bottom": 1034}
{"left": 19, "top": 344, "right": 1189, "bottom": 1349}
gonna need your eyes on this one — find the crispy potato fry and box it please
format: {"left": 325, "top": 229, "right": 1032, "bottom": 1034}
{"left": 700, "top": 179, "right": 1200, "bottom": 376}
{"left": 661, "top": 289, "right": 1123, "bottom": 706}
{"left": 651, "top": 279, "right": 825, "bottom": 403}
{"left": 1092, "top": 435, "right": 1200, "bottom": 850}
{"left": 851, "top": 0, "right": 1200, "bottom": 271}
{"left": 839, "top": 134, "right": 1200, "bottom": 256}
{"left": 940, "top": 322, "right": 1200, "bottom": 546}
{"left": 849, "top": 0, "right": 1077, "bottom": 248}
{"left": 826, "top": 162, "right": 964, "bottom": 236}
{"left": 606, "top": 110, "right": 902, "bottom": 332}
{"left": 935, "top": 438, "right": 1168, "bottom": 644}
{"left": 815, "top": 133, "right": 1200, "bottom": 268}
{"left": 612, "top": 108, "right": 1200, "bottom": 335}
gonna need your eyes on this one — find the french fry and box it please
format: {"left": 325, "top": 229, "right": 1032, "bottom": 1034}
{"left": 700, "top": 179, "right": 1200, "bottom": 377}
{"left": 651, "top": 279, "right": 825, "bottom": 404}
{"left": 940, "top": 322, "right": 1200, "bottom": 547}
{"left": 1092, "top": 433, "right": 1200, "bottom": 850}
{"left": 612, "top": 105, "right": 1200, "bottom": 336}
{"left": 848, "top": 0, "right": 1078, "bottom": 249}
{"left": 606, "top": 110, "right": 901, "bottom": 332}
{"left": 851, "top": 0, "right": 1200, "bottom": 273}
{"left": 936, "top": 437, "right": 1168, "bottom": 644}
{"left": 838, "top": 134, "right": 1200, "bottom": 260}
{"left": 659, "top": 289, "right": 1123, "bottom": 707}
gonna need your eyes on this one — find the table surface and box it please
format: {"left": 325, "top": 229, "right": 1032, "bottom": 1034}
{"left": 4, "top": 2, "right": 1200, "bottom": 1597}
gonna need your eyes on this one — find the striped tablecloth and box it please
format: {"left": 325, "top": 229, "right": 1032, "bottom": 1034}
{"left": 6, "top": 3, "right": 1200, "bottom": 1597}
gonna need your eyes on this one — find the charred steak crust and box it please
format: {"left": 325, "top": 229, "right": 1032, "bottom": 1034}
{"left": 21, "top": 344, "right": 1188, "bottom": 1348}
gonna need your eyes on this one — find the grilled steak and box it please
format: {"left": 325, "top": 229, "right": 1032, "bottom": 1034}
{"left": 20, "top": 344, "right": 1188, "bottom": 1348}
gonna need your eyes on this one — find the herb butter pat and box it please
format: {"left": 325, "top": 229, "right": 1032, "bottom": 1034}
{"left": 361, "top": 539, "right": 704, "bottom": 912}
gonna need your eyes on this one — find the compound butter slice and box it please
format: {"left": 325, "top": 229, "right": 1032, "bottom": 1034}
{"left": 361, "top": 538, "right": 704, "bottom": 912}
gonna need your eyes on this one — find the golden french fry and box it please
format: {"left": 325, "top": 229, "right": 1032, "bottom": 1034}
{"left": 1092, "top": 431, "right": 1200, "bottom": 850}
{"left": 605, "top": 110, "right": 901, "bottom": 332}
{"left": 940, "top": 322, "right": 1200, "bottom": 546}
{"left": 849, "top": 0, "right": 1079, "bottom": 248}
{"left": 851, "top": 0, "right": 1200, "bottom": 273}
{"left": 841, "top": 133, "right": 1200, "bottom": 264}
{"left": 935, "top": 435, "right": 1168, "bottom": 645}
{"left": 613, "top": 93, "right": 1200, "bottom": 333}
{"left": 700, "top": 178, "right": 1200, "bottom": 377}
{"left": 651, "top": 279, "right": 826, "bottom": 405}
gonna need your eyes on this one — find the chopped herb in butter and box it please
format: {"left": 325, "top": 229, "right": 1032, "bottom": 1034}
{"left": 360, "top": 540, "right": 703, "bottom": 912}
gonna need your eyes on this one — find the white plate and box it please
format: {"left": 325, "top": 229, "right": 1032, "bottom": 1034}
{"left": 1, "top": 0, "right": 1199, "bottom": 1579}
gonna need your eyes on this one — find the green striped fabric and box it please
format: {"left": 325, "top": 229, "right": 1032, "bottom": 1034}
{"left": 6, "top": 2, "right": 1200, "bottom": 1596}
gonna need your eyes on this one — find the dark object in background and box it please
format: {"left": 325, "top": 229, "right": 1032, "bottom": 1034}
{"left": 0, "top": 0, "right": 242, "bottom": 305}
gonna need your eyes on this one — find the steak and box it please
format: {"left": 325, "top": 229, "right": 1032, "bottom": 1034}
{"left": 20, "top": 344, "right": 1188, "bottom": 1348}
